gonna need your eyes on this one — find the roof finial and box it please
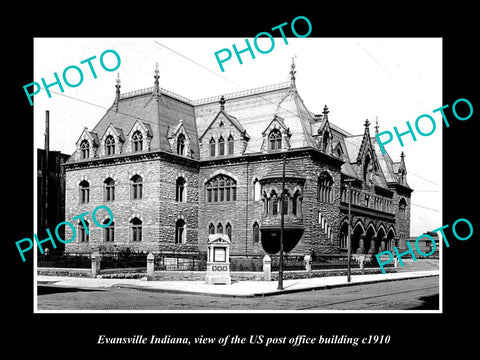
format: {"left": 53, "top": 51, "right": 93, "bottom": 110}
{"left": 289, "top": 56, "right": 297, "bottom": 87}
{"left": 374, "top": 116, "right": 379, "bottom": 135}
{"left": 322, "top": 105, "right": 329, "bottom": 121}
{"left": 153, "top": 62, "right": 160, "bottom": 90}
{"left": 114, "top": 72, "right": 121, "bottom": 112}
{"left": 400, "top": 151, "right": 405, "bottom": 160}
{"left": 219, "top": 95, "right": 226, "bottom": 111}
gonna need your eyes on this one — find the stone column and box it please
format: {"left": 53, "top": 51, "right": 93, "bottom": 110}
{"left": 357, "top": 234, "right": 366, "bottom": 254}
{"left": 263, "top": 255, "right": 271, "bottom": 281}
{"left": 147, "top": 252, "right": 155, "bottom": 281}
{"left": 380, "top": 237, "right": 387, "bottom": 251}
{"left": 91, "top": 251, "right": 101, "bottom": 278}
{"left": 368, "top": 236, "right": 377, "bottom": 254}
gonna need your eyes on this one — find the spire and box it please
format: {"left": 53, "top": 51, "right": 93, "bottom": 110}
{"left": 219, "top": 95, "right": 226, "bottom": 111}
{"left": 289, "top": 56, "right": 297, "bottom": 88}
{"left": 322, "top": 105, "right": 329, "bottom": 122}
{"left": 153, "top": 62, "right": 160, "bottom": 98}
{"left": 146, "top": 62, "right": 167, "bottom": 107}
{"left": 114, "top": 73, "right": 121, "bottom": 112}
{"left": 364, "top": 119, "right": 371, "bottom": 135}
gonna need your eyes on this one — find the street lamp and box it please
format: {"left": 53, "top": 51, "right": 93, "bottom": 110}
{"left": 278, "top": 153, "right": 286, "bottom": 290}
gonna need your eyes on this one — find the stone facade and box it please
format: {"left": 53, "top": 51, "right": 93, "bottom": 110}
{"left": 64, "top": 66, "right": 412, "bottom": 259}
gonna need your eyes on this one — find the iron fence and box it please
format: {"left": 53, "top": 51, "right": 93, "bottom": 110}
{"left": 270, "top": 254, "right": 391, "bottom": 271}
{"left": 37, "top": 252, "right": 91, "bottom": 268}
{"left": 100, "top": 250, "right": 148, "bottom": 269}
{"left": 154, "top": 250, "right": 207, "bottom": 271}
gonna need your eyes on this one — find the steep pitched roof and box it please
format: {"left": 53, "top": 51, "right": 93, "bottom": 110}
{"left": 91, "top": 88, "right": 199, "bottom": 159}
{"left": 194, "top": 82, "right": 316, "bottom": 154}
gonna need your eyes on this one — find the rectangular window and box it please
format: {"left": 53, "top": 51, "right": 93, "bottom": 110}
{"left": 81, "top": 188, "right": 89, "bottom": 203}
{"left": 220, "top": 187, "right": 224, "bottom": 202}
{"left": 105, "top": 227, "right": 114, "bottom": 242}
{"left": 207, "top": 188, "right": 212, "bottom": 203}
{"left": 132, "top": 227, "right": 142, "bottom": 242}
{"left": 133, "top": 184, "right": 143, "bottom": 199}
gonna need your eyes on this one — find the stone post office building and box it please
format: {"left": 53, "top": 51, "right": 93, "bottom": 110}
{"left": 63, "top": 63, "right": 412, "bottom": 259}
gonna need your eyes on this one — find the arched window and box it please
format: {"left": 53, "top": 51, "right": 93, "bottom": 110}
{"left": 131, "top": 175, "right": 143, "bottom": 200}
{"left": 271, "top": 190, "right": 279, "bottom": 215}
{"left": 105, "top": 135, "right": 115, "bottom": 156}
{"left": 104, "top": 178, "right": 115, "bottom": 202}
{"left": 252, "top": 222, "right": 260, "bottom": 243}
{"left": 176, "top": 177, "right": 186, "bottom": 202}
{"left": 205, "top": 175, "right": 237, "bottom": 203}
{"left": 399, "top": 198, "right": 407, "bottom": 220}
{"left": 217, "top": 222, "right": 223, "bottom": 234}
{"left": 208, "top": 223, "right": 215, "bottom": 235}
{"left": 209, "top": 137, "right": 216, "bottom": 157}
{"left": 318, "top": 172, "right": 333, "bottom": 203}
{"left": 227, "top": 134, "right": 234, "bottom": 155}
{"left": 292, "top": 190, "right": 301, "bottom": 216}
{"left": 80, "top": 140, "right": 90, "bottom": 159}
{"left": 177, "top": 133, "right": 185, "bottom": 156}
{"left": 132, "top": 131, "right": 143, "bottom": 152}
{"left": 175, "top": 219, "right": 186, "bottom": 244}
{"left": 322, "top": 131, "right": 330, "bottom": 153}
{"left": 253, "top": 179, "right": 261, "bottom": 201}
{"left": 269, "top": 129, "right": 282, "bottom": 151}
{"left": 282, "top": 191, "right": 290, "bottom": 215}
{"left": 225, "top": 222, "right": 232, "bottom": 240}
{"left": 103, "top": 219, "right": 114, "bottom": 242}
{"left": 130, "top": 218, "right": 142, "bottom": 242}
{"left": 79, "top": 180, "right": 89, "bottom": 204}
{"left": 79, "top": 220, "right": 89, "bottom": 242}
{"left": 218, "top": 136, "right": 225, "bottom": 156}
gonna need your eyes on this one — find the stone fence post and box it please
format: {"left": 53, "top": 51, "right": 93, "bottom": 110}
{"left": 304, "top": 254, "right": 312, "bottom": 275}
{"left": 263, "top": 255, "right": 271, "bottom": 281}
{"left": 91, "top": 251, "right": 101, "bottom": 278}
{"left": 147, "top": 252, "right": 155, "bottom": 280}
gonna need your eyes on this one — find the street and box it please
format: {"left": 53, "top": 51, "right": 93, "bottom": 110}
{"left": 37, "top": 276, "right": 439, "bottom": 311}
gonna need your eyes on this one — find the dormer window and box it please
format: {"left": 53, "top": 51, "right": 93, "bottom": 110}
{"left": 105, "top": 135, "right": 115, "bottom": 156}
{"left": 177, "top": 133, "right": 186, "bottom": 156}
{"left": 228, "top": 134, "right": 234, "bottom": 155}
{"left": 80, "top": 140, "right": 90, "bottom": 159}
{"left": 132, "top": 131, "right": 143, "bottom": 152}
{"left": 218, "top": 136, "right": 225, "bottom": 156}
{"left": 209, "top": 137, "right": 216, "bottom": 157}
{"left": 269, "top": 129, "right": 282, "bottom": 151}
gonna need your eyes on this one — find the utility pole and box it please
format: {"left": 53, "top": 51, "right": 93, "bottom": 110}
{"left": 277, "top": 153, "right": 286, "bottom": 290}
{"left": 345, "top": 178, "right": 355, "bottom": 283}
{"left": 44, "top": 110, "right": 49, "bottom": 233}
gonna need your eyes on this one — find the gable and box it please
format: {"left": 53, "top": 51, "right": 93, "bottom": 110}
{"left": 199, "top": 110, "right": 249, "bottom": 141}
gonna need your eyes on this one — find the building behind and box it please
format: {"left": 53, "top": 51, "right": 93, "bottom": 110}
{"left": 63, "top": 63, "right": 412, "bottom": 259}
{"left": 37, "top": 148, "right": 71, "bottom": 252}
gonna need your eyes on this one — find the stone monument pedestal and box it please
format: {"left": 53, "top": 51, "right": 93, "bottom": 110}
{"left": 205, "top": 234, "right": 231, "bottom": 285}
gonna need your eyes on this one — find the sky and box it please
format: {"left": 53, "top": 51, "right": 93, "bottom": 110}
{"left": 33, "top": 37, "right": 442, "bottom": 236}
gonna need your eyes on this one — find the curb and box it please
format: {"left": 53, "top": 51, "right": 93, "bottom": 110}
{"left": 111, "top": 272, "right": 440, "bottom": 298}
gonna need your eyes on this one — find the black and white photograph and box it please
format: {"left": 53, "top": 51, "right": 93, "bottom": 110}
{"left": 33, "top": 37, "right": 442, "bottom": 312}
{"left": 7, "top": 7, "right": 478, "bottom": 357}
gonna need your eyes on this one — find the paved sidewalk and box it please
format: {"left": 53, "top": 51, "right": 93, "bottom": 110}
{"left": 37, "top": 270, "right": 439, "bottom": 298}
